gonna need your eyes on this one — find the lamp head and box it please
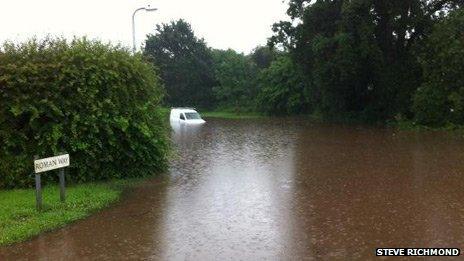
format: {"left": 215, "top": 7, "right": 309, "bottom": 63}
{"left": 145, "top": 5, "right": 157, "bottom": 11}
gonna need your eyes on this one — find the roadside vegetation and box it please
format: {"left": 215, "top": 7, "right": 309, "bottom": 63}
{"left": 0, "top": 179, "right": 140, "bottom": 246}
{"left": 144, "top": 1, "right": 464, "bottom": 129}
{"left": 201, "top": 111, "right": 263, "bottom": 119}
{"left": 0, "top": 38, "right": 169, "bottom": 189}
{"left": 0, "top": 38, "right": 168, "bottom": 240}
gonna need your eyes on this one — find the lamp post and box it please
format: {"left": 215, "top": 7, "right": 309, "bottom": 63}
{"left": 132, "top": 5, "right": 157, "bottom": 54}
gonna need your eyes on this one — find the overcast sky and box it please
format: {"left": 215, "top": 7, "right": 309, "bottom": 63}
{"left": 0, "top": 0, "right": 289, "bottom": 54}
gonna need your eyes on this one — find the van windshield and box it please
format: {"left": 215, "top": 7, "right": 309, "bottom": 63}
{"left": 185, "top": 112, "right": 202, "bottom": 120}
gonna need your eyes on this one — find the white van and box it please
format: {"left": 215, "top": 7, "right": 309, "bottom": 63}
{"left": 170, "top": 108, "right": 206, "bottom": 125}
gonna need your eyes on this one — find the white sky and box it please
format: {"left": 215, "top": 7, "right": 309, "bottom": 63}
{"left": 0, "top": 0, "right": 289, "bottom": 54}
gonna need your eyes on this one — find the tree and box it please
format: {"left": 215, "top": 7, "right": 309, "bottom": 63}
{"left": 144, "top": 20, "right": 217, "bottom": 109}
{"left": 256, "top": 55, "right": 310, "bottom": 115}
{"left": 269, "top": 0, "right": 463, "bottom": 121}
{"left": 249, "top": 46, "right": 277, "bottom": 70}
{"left": 211, "top": 49, "right": 258, "bottom": 111}
{"left": 413, "top": 8, "right": 464, "bottom": 126}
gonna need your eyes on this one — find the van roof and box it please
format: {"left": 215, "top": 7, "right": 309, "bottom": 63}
{"left": 171, "top": 107, "right": 196, "bottom": 111}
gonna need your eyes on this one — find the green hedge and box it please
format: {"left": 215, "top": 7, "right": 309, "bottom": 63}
{"left": 0, "top": 38, "right": 169, "bottom": 188}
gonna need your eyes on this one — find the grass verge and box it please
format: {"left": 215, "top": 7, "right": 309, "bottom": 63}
{"left": 387, "top": 119, "right": 464, "bottom": 132}
{"left": 0, "top": 179, "right": 140, "bottom": 246}
{"left": 201, "top": 111, "right": 264, "bottom": 119}
{"left": 160, "top": 107, "right": 264, "bottom": 120}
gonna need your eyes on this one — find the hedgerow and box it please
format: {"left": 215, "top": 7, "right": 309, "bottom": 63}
{"left": 0, "top": 38, "right": 169, "bottom": 188}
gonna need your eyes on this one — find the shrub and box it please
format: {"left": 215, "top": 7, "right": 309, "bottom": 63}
{"left": 412, "top": 83, "right": 449, "bottom": 126}
{"left": 0, "top": 38, "right": 169, "bottom": 188}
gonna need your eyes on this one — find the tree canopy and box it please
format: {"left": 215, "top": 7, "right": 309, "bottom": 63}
{"left": 269, "top": 0, "right": 463, "bottom": 122}
{"left": 143, "top": 3, "right": 464, "bottom": 126}
{"left": 413, "top": 8, "right": 464, "bottom": 126}
{"left": 211, "top": 49, "right": 258, "bottom": 111}
{"left": 257, "top": 55, "right": 309, "bottom": 115}
{"left": 144, "top": 20, "right": 217, "bottom": 109}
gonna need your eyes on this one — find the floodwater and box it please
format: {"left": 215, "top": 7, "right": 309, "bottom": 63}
{"left": 2, "top": 118, "right": 464, "bottom": 260}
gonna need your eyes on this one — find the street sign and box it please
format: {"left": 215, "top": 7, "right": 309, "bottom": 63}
{"left": 34, "top": 154, "right": 69, "bottom": 173}
{"left": 33, "top": 153, "right": 70, "bottom": 210}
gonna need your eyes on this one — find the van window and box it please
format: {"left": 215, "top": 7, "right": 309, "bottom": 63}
{"left": 185, "top": 112, "right": 201, "bottom": 120}
{"left": 180, "top": 114, "right": 185, "bottom": 120}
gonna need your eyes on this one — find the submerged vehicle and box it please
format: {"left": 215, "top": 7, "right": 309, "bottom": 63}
{"left": 170, "top": 108, "right": 206, "bottom": 125}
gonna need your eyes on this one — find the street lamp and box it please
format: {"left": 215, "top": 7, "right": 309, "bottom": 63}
{"left": 132, "top": 5, "right": 157, "bottom": 54}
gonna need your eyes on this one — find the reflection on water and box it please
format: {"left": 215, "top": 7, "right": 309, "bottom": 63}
{"left": 2, "top": 118, "right": 464, "bottom": 260}
{"left": 164, "top": 119, "right": 298, "bottom": 260}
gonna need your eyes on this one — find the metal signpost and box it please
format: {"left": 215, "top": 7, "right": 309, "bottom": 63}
{"left": 33, "top": 154, "right": 70, "bottom": 210}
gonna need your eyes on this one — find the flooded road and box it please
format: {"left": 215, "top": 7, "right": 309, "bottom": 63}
{"left": 2, "top": 118, "right": 464, "bottom": 260}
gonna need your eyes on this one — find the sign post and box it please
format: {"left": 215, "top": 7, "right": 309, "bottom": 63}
{"left": 33, "top": 153, "right": 70, "bottom": 210}
{"left": 59, "top": 168, "right": 66, "bottom": 202}
{"left": 34, "top": 155, "right": 42, "bottom": 210}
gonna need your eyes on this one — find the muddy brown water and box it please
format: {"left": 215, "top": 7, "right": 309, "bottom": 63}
{"left": 1, "top": 118, "right": 464, "bottom": 260}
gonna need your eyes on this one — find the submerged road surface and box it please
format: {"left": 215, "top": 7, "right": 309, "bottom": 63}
{"left": 2, "top": 118, "right": 464, "bottom": 260}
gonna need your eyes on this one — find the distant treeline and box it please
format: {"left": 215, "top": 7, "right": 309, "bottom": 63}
{"left": 144, "top": 0, "right": 463, "bottom": 126}
{"left": 143, "top": 20, "right": 276, "bottom": 113}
